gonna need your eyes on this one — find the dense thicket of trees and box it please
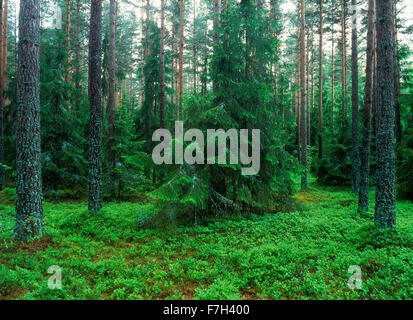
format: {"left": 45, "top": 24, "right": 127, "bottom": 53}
{"left": 1, "top": 0, "right": 412, "bottom": 241}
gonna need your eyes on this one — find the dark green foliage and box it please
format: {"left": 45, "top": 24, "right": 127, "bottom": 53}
{"left": 40, "top": 29, "right": 88, "bottom": 197}
{"left": 105, "top": 101, "right": 151, "bottom": 200}
{"left": 149, "top": 2, "right": 295, "bottom": 222}
{"left": 397, "top": 129, "right": 413, "bottom": 200}
{"left": 396, "top": 45, "right": 413, "bottom": 201}
{"left": 314, "top": 126, "right": 352, "bottom": 187}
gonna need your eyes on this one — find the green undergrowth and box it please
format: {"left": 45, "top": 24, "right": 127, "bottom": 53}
{"left": 0, "top": 184, "right": 412, "bottom": 300}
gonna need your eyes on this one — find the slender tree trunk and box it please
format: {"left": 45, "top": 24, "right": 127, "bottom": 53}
{"left": 213, "top": 0, "right": 220, "bottom": 92}
{"left": 300, "top": 0, "right": 307, "bottom": 189}
{"left": 145, "top": 0, "right": 149, "bottom": 63}
{"left": 331, "top": 13, "right": 335, "bottom": 129}
{"left": 271, "top": 0, "right": 277, "bottom": 104}
{"left": 171, "top": 22, "right": 175, "bottom": 106}
{"left": 88, "top": 0, "right": 103, "bottom": 212}
{"left": 108, "top": 0, "right": 116, "bottom": 196}
{"left": 65, "top": 0, "right": 71, "bottom": 83}
{"left": 14, "top": 1, "right": 16, "bottom": 75}
{"left": 351, "top": 0, "right": 360, "bottom": 194}
{"left": 341, "top": 0, "right": 347, "bottom": 115}
{"left": 374, "top": 0, "right": 396, "bottom": 228}
{"left": 296, "top": 23, "right": 300, "bottom": 161}
{"left": 179, "top": 0, "right": 184, "bottom": 120}
{"left": 372, "top": 10, "right": 377, "bottom": 136}
{"left": 129, "top": 72, "right": 132, "bottom": 112}
{"left": 193, "top": 0, "right": 197, "bottom": 92}
{"left": 306, "top": 30, "right": 310, "bottom": 146}
{"left": 119, "top": 54, "right": 123, "bottom": 103}
{"left": 14, "top": 0, "right": 43, "bottom": 241}
{"left": 311, "top": 34, "right": 314, "bottom": 118}
{"left": 318, "top": 0, "right": 323, "bottom": 159}
{"left": 160, "top": 0, "right": 165, "bottom": 128}
{"left": 2, "top": 0, "right": 7, "bottom": 103}
{"left": 140, "top": 0, "right": 145, "bottom": 94}
{"left": 358, "top": 0, "right": 375, "bottom": 213}
{"left": 201, "top": 22, "right": 208, "bottom": 95}
{"left": 0, "top": 0, "right": 4, "bottom": 190}
{"left": 393, "top": 0, "right": 401, "bottom": 144}
{"left": 75, "top": 0, "right": 80, "bottom": 90}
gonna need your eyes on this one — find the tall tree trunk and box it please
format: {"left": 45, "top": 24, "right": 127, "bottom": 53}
{"left": 2, "top": 0, "right": 7, "bottom": 103}
{"left": 179, "top": 0, "right": 184, "bottom": 120}
{"left": 300, "top": 0, "right": 307, "bottom": 189}
{"left": 65, "top": 0, "right": 71, "bottom": 83}
{"left": 171, "top": 21, "right": 175, "bottom": 106}
{"left": 351, "top": 0, "right": 360, "bottom": 194}
{"left": 372, "top": 10, "right": 377, "bottom": 137}
{"left": 393, "top": 0, "right": 401, "bottom": 144}
{"left": 88, "top": 0, "right": 103, "bottom": 212}
{"left": 14, "top": 1, "right": 16, "bottom": 75}
{"left": 75, "top": 0, "right": 80, "bottom": 90}
{"left": 296, "top": 23, "right": 300, "bottom": 161}
{"left": 108, "top": 0, "right": 116, "bottom": 196}
{"left": 14, "top": 0, "right": 43, "bottom": 241}
{"left": 358, "top": 0, "right": 375, "bottom": 213}
{"left": 341, "top": 0, "right": 347, "bottom": 115}
{"left": 374, "top": 0, "right": 396, "bottom": 228}
{"left": 81, "top": 44, "right": 84, "bottom": 85}
{"left": 145, "top": 0, "right": 149, "bottom": 63}
{"left": 331, "top": 9, "right": 335, "bottom": 129}
{"left": 0, "top": 0, "right": 4, "bottom": 191}
{"left": 193, "top": 0, "right": 197, "bottom": 92}
{"left": 311, "top": 39, "right": 314, "bottom": 125}
{"left": 306, "top": 30, "right": 310, "bottom": 146}
{"left": 271, "top": 0, "right": 277, "bottom": 105}
{"left": 119, "top": 54, "right": 123, "bottom": 103}
{"left": 213, "top": 0, "right": 220, "bottom": 92}
{"left": 160, "top": 0, "right": 165, "bottom": 128}
{"left": 318, "top": 0, "right": 323, "bottom": 159}
{"left": 201, "top": 22, "right": 208, "bottom": 95}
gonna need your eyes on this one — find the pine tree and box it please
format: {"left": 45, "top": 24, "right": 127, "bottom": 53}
{"left": 178, "top": 0, "right": 184, "bottom": 120}
{"left": 75, "top": 0, "right": 81, "bottom": 90}
{"left": 14, "top": 0, "right": 44, "bottom": 241}
{"left": 351, "top": 0, "right": 359, "bottom": 194}
{"left": 374, "top": 0, "right": 396, "bottom": 228}
{"left": 65, "top": 0, "right": 71, "bottom": 83}
{"left": 88, "top": 0, "right": 104, "bottom": 212}
{"left": 330, "top": 1, "right": 335, "bottom": 129}
{"left": 2, "top": 0, "right": 7, "bottom": 104}
{"left": 160, "top": 0, "right": 165, "bottom": 128}
{"left": 358, "top": 0, "right": 375, "bottom": 213}
{"left": 300, "top": 0, "right": 307, "bottom": 189}
{"left": 0, "top": 0, "right": 4, "bottom": 190}
{"left": 340, "top": 0, "right": 347, "bottom": 115}
{"left": 318, "top": 0, "right": 323, "bottom": 159}
{"left": 393, "top": 0, "right": 401, "bottom": 144}
{"left": 108, "top": 0, "right": 117, "bottom": 196}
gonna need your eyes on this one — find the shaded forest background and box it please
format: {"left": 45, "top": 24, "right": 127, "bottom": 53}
{"left": 0, "top": 0, "right": 412, "bottom": 237}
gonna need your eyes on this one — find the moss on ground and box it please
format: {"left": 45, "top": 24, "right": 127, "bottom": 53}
{"left": 0, "top": 183, "right": 412, "bottom": 300}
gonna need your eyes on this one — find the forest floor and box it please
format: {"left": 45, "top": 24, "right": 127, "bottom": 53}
{"left": 0, "top": 181, "right": 412, "bottom": 300}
